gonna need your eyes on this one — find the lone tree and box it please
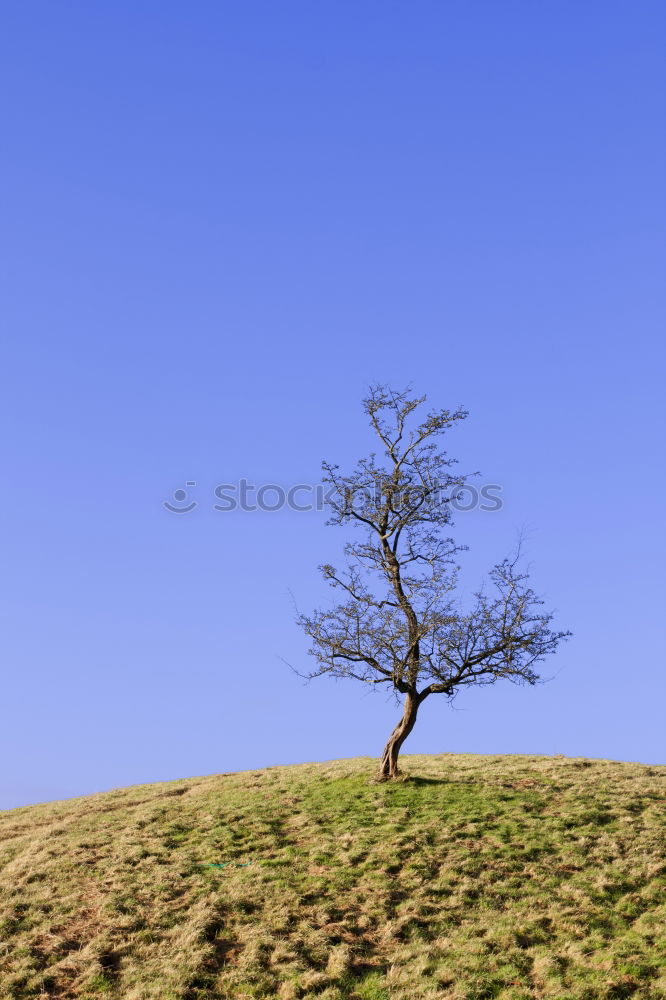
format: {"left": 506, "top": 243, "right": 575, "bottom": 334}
{"left": 296, "top": 385, "right": 570, "bottom": 781}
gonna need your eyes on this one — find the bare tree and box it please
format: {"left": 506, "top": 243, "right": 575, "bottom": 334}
{"left": 296, "top": 385, "right": 570, "bottom": 781}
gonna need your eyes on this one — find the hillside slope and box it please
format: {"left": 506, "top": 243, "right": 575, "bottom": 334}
{"left": 0, "top": 754, "right": 664, "bottom": 1000}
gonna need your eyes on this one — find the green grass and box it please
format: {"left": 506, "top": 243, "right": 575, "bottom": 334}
{"left": 0, "top": 754, "right": 664, "bottom": 999}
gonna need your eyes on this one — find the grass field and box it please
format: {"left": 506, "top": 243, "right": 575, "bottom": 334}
{"left": 0, "top": 754, "right": 664, "bottom": 1000}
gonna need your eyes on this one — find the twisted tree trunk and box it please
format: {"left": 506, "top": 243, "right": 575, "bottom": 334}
{"left": 376, "top": 690, "right": 421, "bottom": 780}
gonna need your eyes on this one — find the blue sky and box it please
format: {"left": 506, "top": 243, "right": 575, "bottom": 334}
{"left": 1, "top": 2, "right": 664, "bottom": 810}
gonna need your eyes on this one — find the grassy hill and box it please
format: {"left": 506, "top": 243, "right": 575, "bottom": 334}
{"left": 0, "top": 754, "right": 664, "bottom": 1000}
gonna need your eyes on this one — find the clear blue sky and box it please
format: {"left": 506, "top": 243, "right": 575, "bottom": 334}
{"left": 2, "top": 2, "right": 665, "bottom": 810}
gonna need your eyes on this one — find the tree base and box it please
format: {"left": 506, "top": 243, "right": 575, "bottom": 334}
{"left": 372, "top": 767, "right": 408, "bottom": 783}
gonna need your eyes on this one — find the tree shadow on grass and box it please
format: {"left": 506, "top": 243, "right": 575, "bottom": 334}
{"left": 400, "top": 776, "right": 451, "bottom": 787}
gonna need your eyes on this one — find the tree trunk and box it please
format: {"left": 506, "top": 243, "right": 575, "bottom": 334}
{"left": 376, "top": 690, "right": 421, "bottom": 780}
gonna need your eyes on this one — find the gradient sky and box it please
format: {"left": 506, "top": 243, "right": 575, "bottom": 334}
{"left": 2, "top": 1, "right": 665, "bottom": 810}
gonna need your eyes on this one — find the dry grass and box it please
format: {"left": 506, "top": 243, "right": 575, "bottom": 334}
{"left": 0, "top": 754, "right": 664, "bottom": 999}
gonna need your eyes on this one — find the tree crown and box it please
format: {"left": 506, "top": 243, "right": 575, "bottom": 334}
{"left": 297, "top": 385, "right": 570, "bottom": 706}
